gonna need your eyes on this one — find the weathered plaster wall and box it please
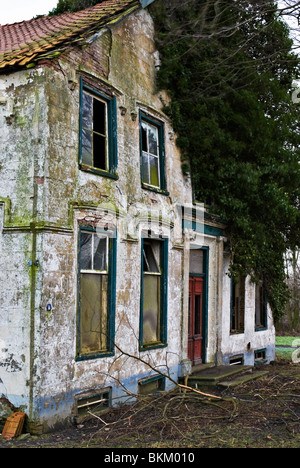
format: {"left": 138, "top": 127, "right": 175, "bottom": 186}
{"left": 0, "top": 68, "right": 50, "bottom": 424}
{"left": 221, "top": 255, "right": 276, "bottom": 365}
{"left": 0, "top": 6, "right": 276, "bottom": 432}
{"left": 0, "top": 8, "right": 192, "bottom": 430}
{"left": 185, "top": 233, "right": 275, "bottom": 367}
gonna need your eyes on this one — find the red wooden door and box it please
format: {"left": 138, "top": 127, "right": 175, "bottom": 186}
{"left": 188, "top": 277, "right": 204, "bottom": 366}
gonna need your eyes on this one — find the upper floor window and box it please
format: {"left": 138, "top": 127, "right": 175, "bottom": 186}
{"left": 79, "top": 79, "right": 118, "bottom": 179}
{"left": 139, "top": 111, "right": 167, "bottom": 193}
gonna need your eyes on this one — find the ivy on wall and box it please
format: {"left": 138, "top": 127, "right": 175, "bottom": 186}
{"left": 149, "top": 0, "right": 300, "bottom": 323}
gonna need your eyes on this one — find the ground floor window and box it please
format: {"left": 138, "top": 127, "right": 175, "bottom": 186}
{"left": 138, "top": 375, "right": 165, "bottom": 395}
{"left": 140, "top": 237, "right": 168, "bottom": 350}
{"left": 255, "top": 280, "right": 267, "bottom": 330}
{"left": 231, "top": 276, "right": 245, "bottom": 334}
{"left": 77, "top": 228, "right": 116, "bottom": 360}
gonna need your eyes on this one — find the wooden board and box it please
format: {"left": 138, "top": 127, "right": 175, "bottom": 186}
{"left": 1, "top": 412, "right": 26, "bottom": 439}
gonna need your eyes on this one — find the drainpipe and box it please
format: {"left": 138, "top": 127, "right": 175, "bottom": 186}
{"left": 28, "top": 93, "right": 41, "bottom": 423}
{"left": 28, "top": 222, "right": 38, "bottom": 422}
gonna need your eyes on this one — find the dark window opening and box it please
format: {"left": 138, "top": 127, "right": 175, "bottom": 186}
{"left": 139, "top": 112, "right": 167, "bottom": 193}
{"left": 255, "top": 349, "right": 267, "bottom": 365}
{"left": 231, "top": 276, "right": 245, "bottom": 334}
{"left": 138, "top": 376, "right": 165, "bottom": 395}
{"left": 79, "top": 79, "right": 118, "bottom": 178}
{"left": 81, "top": 90, "right": 107, "bottom": 171}
{"left": 75, "top": 389, "right": 111, "bottom": 423}
{"left": 255, "top": 281, "right": 267, "bottom": 330}
{"left": 229, "top": 355, "right": 244, "bottom": 366}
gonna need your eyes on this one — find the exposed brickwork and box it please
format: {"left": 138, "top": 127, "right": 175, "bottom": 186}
{"left": 0, "top": 0, "right": 139, "bottom": 71}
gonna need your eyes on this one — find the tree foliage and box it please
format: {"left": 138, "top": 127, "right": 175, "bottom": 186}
{"left": 50, "top": 0, "right": 300, "bottom": 321}
{"left": 149, "top": 0, "right": 300, "bottom": 322}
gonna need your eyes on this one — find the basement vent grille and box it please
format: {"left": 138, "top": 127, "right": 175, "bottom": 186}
{"left": 254, "top": 349, "right": 267, "bottom": 365}
{"left": 138, "top": 375, "right": 165, "bottom": 395}
{"left": 229, "top": 355, "right": 244, "bottom": 366}
{"left": 74, "top": 388, "right": 111, "bottom": 421}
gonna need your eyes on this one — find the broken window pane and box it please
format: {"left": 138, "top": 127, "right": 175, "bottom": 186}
{"left": 141, "top": 119, "right": 161, "bottom": 188}
{"left": 148, "top": 125, "right": 158, "bottom": 156}
{"left": 82, "top": 92, "right": 93, "bottom": 130}
{"left": 80, "top": 232, "right": 107, "bottom": 271}
{"left": 93, "top": 99, "right": 106, "bottom": 135}
{"left": 93, "top": 133, "right": 107, "bottom": 170}
{"left": 142, "top": 123, "right": 148, "bottom": 152}
{"left": 143, "top": 242, "right": 160, "bottom": 273}
{"left": 80, "top": 232, "right": 93, "bottom": 270}
{"left": 81, "top": 90, "right": 108, "bottom": 170}
{"left": 93, "top": 236, "right": 107, "bottom": 271}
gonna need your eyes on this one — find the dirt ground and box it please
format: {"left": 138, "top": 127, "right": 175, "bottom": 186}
{"left": 1, "top": 360, "right": 300, "bottom": 449}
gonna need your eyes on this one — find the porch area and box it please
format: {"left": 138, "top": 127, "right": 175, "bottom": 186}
{"left": 180, "top": 364, "right": 269, "bottom": 389}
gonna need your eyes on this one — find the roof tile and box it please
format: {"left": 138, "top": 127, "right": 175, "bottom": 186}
{"left": 0, "top": 0, "right": 140, "bottom": 71}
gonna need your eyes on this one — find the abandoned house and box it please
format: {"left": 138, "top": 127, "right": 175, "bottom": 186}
{"left": 0, "top": 0, "right": 275, "bottom": 432}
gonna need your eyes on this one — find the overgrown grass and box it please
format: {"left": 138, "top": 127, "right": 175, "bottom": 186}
{"left": 276, "top": 335, "right": 300, "bottom": 361}
{"left": 276, "top": 336, "right": 298, "bottom": 346}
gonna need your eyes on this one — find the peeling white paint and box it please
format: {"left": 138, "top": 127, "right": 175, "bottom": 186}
{"left": 0, "top": 8, "right": 276, "bottom": 432}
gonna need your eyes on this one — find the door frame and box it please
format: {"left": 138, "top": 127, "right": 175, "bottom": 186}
{"left": 189, "top": 246, "right": 209, "bottom": 365}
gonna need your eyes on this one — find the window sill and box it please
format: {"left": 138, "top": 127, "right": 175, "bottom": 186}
{"left": 141, "top": 182, "right": 169, "bottom": 196}
{"left": 76, "top": 351, "right": 114, "bottom": 362}
{"left": 79, "top": 164, "right": 118, "bottom": 180}
{"left": 140, "top": 342, "right": 168, "bottom": 352}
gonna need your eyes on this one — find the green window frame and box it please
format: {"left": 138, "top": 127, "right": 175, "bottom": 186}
{"left": 140, "top": 236, "right": 168, "bottom": 351}
{"left": 138, "top": 375, "right": 166, "bottom": 395}
{"left": 230, "top": 276, "right": 245, "bottom": 334}
{"left": 79, "top": 78, "right": 118, "bottom": 179}
{"left": 139, "top": 111, "right": 168, "bottom": 194}
{"left": 76, "top": 227, "right": 117, "bottom": 361}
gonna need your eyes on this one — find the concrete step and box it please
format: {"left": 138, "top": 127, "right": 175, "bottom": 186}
{"left": 217, "top": 370, "right": 269, "bottom": 388}
{"left": 179, "top": 365, "right": 268, "bottom": 388}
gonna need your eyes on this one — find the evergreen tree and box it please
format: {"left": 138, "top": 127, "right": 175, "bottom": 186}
{"left": 50, "top": 0, "right": 300, "bottom": 321}
{"left": 149, "top": 0, "right": 300, "bottom": 322}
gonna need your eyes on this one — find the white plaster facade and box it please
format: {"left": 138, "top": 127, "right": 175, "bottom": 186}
{"left": 0, "top": 5, "right": 275, "bottom": 432}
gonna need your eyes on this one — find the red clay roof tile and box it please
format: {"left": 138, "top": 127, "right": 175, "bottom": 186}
{"left": 0, "top": 0, "right": 140, "bottom": 71}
